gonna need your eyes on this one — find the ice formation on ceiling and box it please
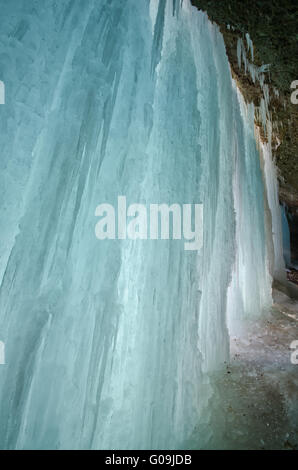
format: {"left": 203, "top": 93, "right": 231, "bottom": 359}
{"left": 0, "top": 0, "right": 279, "bottom": 449}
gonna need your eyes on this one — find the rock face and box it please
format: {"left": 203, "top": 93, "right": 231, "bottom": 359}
{"left": 191, "top": 0, "right": 298, "bottom": 267}
{"left": 191, "top": 0, "right": 298, "bottom": 196}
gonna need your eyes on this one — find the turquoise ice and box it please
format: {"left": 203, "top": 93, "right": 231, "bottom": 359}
{"left": 0, "top": 0, "right": 274, "bottom": 449}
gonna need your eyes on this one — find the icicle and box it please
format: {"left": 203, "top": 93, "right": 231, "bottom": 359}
{"left": 237, "top": 37, "right": 242, "bottom": 69}
{"left": 245, "top": 32, "right": 254, "bottom": 61}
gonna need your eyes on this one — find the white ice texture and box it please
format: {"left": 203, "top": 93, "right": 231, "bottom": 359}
{"left": 0, "top": 0, "right": 277, "bottom": 449}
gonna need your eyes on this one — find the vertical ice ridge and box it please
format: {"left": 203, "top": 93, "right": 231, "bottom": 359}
{"left": 151, "top": 0, "right": 167, "bottom": 75}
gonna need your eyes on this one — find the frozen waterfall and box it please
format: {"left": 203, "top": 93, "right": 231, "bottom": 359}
{"left": 0, "top": 0, "right": 278, "bottom": 449}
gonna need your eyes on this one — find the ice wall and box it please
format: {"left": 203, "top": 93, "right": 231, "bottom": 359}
{"left": 0, "top": 0, "right": 273, "bottom": 449}
{"left": 226, "top": 90, "right": 272, "bottom": 335}
{"left": 261, "top": 130, "right": 287, "bottom": 284}
{"left": 235, "top": 30, "right": 286, "bottom": 287}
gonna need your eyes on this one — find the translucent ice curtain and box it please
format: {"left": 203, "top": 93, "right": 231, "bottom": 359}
{"left": 0, "top": 0, "right": 273, "bottom": 449}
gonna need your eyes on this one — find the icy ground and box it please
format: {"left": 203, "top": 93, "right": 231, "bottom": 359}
{"left": 200, "top": 287, "right": 298, "bottom": 450}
